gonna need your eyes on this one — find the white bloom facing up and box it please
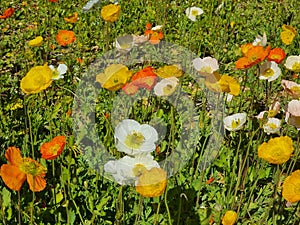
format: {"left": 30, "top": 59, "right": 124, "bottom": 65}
{"left": 259, "top": 61, "right": 281, "bottom": 82}
{"left": 185, "top": 7, "right": 203, "bottom": 21}
{"left": 193, "top": 57, "right": 219, "bottom": 76}
{"left": 253, "top": 32, "right": 267, "bottom": 46}
{"left": 114, "top": 119, "right": 158, "bottom": 155}
{"left": 104, "top": 155, "right": 160, "bottom": 185}
{"left": 49, "top": 64, "right": 68, "bottom": 80}
{"left": 263, "top": 118, "right": 281, "bottom": 134}
{"left": 223, "top": 112, "right": 247, "bottom": 131}
{"left": 284, "top": 55, "right": 300, "bottom": 72}
{"left": 154, "top": 77, "right": 179, "bottom": 97}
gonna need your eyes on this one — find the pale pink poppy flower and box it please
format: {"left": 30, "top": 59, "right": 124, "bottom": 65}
{"left": 285, "top": 100, "right": 300, "bottom": 130}
{"left": 282, "top": 80, "right": 300, "bottom": 99}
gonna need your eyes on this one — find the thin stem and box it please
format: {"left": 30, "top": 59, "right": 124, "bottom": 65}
{"left": 18, "top": 191, "right": 21, "bottom": 225}
{"left": 164, "top": 188, "right": 172, "bottom": 225}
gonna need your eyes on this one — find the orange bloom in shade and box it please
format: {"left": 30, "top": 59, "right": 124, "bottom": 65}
{"left": 56, "top": 30, "right": 76, "bottom": 46}
{"left": 267, "top": 48, "right": 286, "bottom": 64}
{"left": 0, "top": 8, "right": 14, "bottom": 19}
{"left": 236, "top": 45, "right": 271, "bottom": 69}
{"left": 48, "top": 0, "right": 58, "bottom": 2}
{"left": 131, "top": 66, "right": 156, "bottom": 81}
{"left": 40, "top": 136, "right": 66, "bottom": 160}
{"left": 282, "top": 170, "right": 300, "bottom": 203}
{"left": 144, "top": 23, "right": 164, "bottom": 44}
{"left": 0, "top": 147, "right": 47, "bottom": 192}
{"left": 136, "top": 168, "right": 167, "bottom": 197}
{"left": 145, "top": 22, "right": 152, "bottom": 30}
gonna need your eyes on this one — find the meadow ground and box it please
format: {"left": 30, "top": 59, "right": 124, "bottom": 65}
{"left": 0, "top": 0, "right": 300, "bottom": 224}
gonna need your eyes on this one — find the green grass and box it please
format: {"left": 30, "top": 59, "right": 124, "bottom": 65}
{"left": 1, "top": 0, "right": 300, "bottom": 224}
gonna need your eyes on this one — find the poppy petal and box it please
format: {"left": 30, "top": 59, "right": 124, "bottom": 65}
{"left": 0, "top": 164, "right": 26, "bottom": 191}
{"left": 5, "top": 147, "right": 23, "bottom": 166}
{"left": 27, "top": 174, "right": 47, "bottom": 192}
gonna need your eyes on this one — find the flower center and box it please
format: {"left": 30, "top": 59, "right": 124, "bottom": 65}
{"left": 48, "top": 144, "right": 60, "bottom": 155}
{"left": 132, "top": 164, "right": 147, "bottom": 177}
{"left": 200, "top": 66, "right": 212, "bottom": 74}
{"left": 231, "top": 119, "right": 241, "bottom": 129}
{"left": 268, "top": 123, "right": 277, "bottom": 129}
{"left": 124, "top": 131, "right": 145, "bottom": 149}
{"left": 292, "top": 62, "right": 300, "bottom": 72}
{"left": 191, "top": 9, "right": 198, "bottom": 17}
{"left": 163, "top": 84, "right": 174, "bottom": 95}
{"left": 20, "top": 158, "right": 47, "bottom": 176}
{"left": 263, "top": 68, "right": 274, "bottom": 77}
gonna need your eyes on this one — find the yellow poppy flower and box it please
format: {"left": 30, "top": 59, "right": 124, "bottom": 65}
{"left": 20, "top": 64, "right": 53, "bottom": 94}
{"left": 258, "top": 136, "right": 294, "bottom": 164}
{"left": 218, "top": 75, "right": 240, "bottom": 96}
{"left": 28, "top": 36, "right": 43, "bottom": 47}
{"left": 100, "top": 4, "right": 121, "bottom": 23}
{"left": 96, "top": 64, "right": 132, "bottom": 91}
{"left": 282, "top": 170, "right": 300, "bottom": 203}
{"left": 136, "top": 168, "right": 167, "bottom": 197}
{"left": 155, "top": 64, "right": 183, "bottom": 78}
{"left": 222, "top": 210, "right": 238, "bottom": 225}
{"left": 280, "top": 25, "right": 296, "bottom": 45}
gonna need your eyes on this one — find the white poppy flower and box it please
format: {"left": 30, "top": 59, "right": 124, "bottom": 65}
{"left": 259, "top": 61, "right": 281, "bottom": 82}
{"left": 115, "top": 34, "right": 134, "bottom": 52}
{"left": 152, "top": 25, "right": 163, "bottom": 31}
{"left": 285, "top": 100, "right": 300, "bottom": 130}
{"left": 104, "top": 155, "right": 160, "bottom": 185}
{"left": 49, "top": 64, "right": 68, "bottom": 80}
{"left": 185, "top": 7, "right": 203, "bottom": 22}
{"left": 114, "top": 119, "right": 158, "bottom": 155}
{"left": 263, "top": 118, "right": 281, "bottom": 134}
{"left": 193, "top": 57, "right": 219, "bottom": 76}
{"left": 223, "top": 112, "right": 247, "bottom": 131}
{"left": 253, "top": 32, "right": 267, "bottom": 46}
{"left": 154, "top": 77, "right": 179, "bottom": 97}
{"left": 284, "top": 55, "right": 300, "bottom": 72}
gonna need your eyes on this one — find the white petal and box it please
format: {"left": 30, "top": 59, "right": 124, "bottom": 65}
{"left": 58, "top": 64, "right": 68, "bottom": 75}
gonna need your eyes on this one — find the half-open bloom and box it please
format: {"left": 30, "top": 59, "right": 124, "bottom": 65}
{"left": 259, "top": 61, "right": 281, "bottom": 82}
{"left": 40, "top": 136, "right": 66, "bottom": 160}
{"left": 20, "top": 64, "right": 53, "bottom": 94}
{"left": 64, "top": 12, "right": 78, "bottom": 23}
{"left": 253, "top": 32, "right": 267, "bottom": 46}
{"left": 258, "top": 136, "right": 294, "bottom": 164}
{"left": 221, "top": 210, "right": 238, "bottom": 225}
{"left": 223, "top": 113, "right": 247, "bottom": 131}
{"left": 115, "top": 34, "right": 134, "bottom": 52}
{"left": 282, "top": 170, "right": 300, "bottom": 203}
{"left": 0, "top": 147, "right": 47, "bottom": 192}
{"left": 154, "top": 77, "right": 179, "bottom": 97}
{"left": 136, "top": 167, "right": 167, "bottom": 197}
{"left": 284, "top": 55, "right": 300, "bottom": 72}
{"left": 267, "top": 48, "right": 286, "bottom": 64}
{"left": 285, "top": 100, "right": 300, "bottom": 130}
{"left": 282, "top": 80, "right": 300, "bottom": 99}
{"left": 193, "top": 57, "right": 219, "bottom": 76}
{"left": 217, "top": 75, "right": 240, "bottom": 96}
{"left": 114, "top": 119, "right": 158, "bottom": 155}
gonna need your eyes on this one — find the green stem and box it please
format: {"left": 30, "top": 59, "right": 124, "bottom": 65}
{"left": 18, "top": 191, "right": 21, "bottom": 225}
{"left": 164, "top": 187, "right": 172, "bottom": 225}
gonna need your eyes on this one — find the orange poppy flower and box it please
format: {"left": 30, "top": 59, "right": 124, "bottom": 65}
{"left": 64, "top": 12, "right": 78, "bottom": 23}
{"left": 145, "top": 22, "right": 152, "bottom": 30}
{"left": 236, "top": 45, "right": 270, "bottom": 69}
{"left": 0, "top": 147, "right": 47, "bottom": 192}
{"left": 40, "top": 136, "right": 66, "bottom": 160}
{"left": 131, "top": 66, "right": 156, "bottom": 81}
{"left": 267, "top": 47, "right": 286, "bottom": 64}
{"left": 56, "top": 30, "right": 76, "bottom": 46}
{"left": 0, "top": 8, "right": 14, "bottom": 19}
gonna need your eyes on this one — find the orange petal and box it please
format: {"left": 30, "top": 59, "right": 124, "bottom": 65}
{"left": 0, "top": 164, "right": 26, "bottom": 191}
{"left": 27, "top": 174, "right": 47, "bottom": 192}
{"left": 5, "top": 147, "right": 23, "bottom": 166}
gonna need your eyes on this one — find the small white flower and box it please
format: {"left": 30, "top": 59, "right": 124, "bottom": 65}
{"left": 263, "top": 118, "right": 281, "bottom": 134}
{"left": 152, "top": 25, "right": 163, "bottom": 31}
{"left": 259, "top": 61, "right": 281, "bottom": 82}
{"left": 223, "top": 112, "right": 247, "bottom": 131}
{"left": 284, "top": 55, "right": 300, "bottom": 72}
{"left": 114, "top": 119, "right": 158, "bottom": 155}
{"left": 185, "top": 7, "right": 203, "bottom": 22}
{"left": 104, "top": 155, "right": 160, "bottom": 185}
{"left": 154, "top": 77, "right": 179, "bottom": 97}
{"left": 193, "top": 57, "right": 219, "bottom": 76}
{"left": 253, "top": 32, "right": 267, "bottom": 46}
{"left": 49, "top": 64, "right": 68, "bottom": 80}
{"left": 115, "top": 34, "right": 134, "bottom": 52}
